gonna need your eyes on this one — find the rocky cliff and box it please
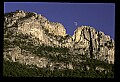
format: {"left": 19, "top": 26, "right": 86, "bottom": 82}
{"left": 3, "top": 10, "right": 114, "bottom": 77}
{"left": 72, "top": 26, "right": 114, "bottom": 64}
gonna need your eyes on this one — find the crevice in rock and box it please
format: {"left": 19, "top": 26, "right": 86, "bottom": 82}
{"left": 82, "top": 29, "right": 89, "bottom": 41}
{"left": 88, "top": 28, "right": 94, "bottom": 59}
{"left": 97, "top": 31, "right": 101, "bottom": 52}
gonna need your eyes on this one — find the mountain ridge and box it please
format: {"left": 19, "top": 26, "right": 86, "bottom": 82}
{"left": 3, "top": 10, "right": 114, "bottom": 77}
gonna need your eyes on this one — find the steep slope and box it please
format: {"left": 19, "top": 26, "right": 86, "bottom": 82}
{"left": 3, "top": 10, "right": 114, "bottom": 77}
{"left": 72, "top": 26, "right": 114, "bottom": 64}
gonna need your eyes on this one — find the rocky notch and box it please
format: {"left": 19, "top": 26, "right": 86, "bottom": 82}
{"left": 4, "top": 10, "right": 114, "bottom": 71}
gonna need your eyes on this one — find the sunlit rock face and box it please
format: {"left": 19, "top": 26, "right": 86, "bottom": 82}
{"left": 44, "top": 21, "right": 67, "bottom": 36}
{"left": 4, "top": 10, "right": 114, "bottom": 71}
{"left": 72, "top": 26, "right": 114, "bottom": 64}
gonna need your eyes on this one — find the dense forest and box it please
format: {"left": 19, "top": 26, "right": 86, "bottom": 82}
{"left": 3, "top": 57, "right": 114, "bottom": 77}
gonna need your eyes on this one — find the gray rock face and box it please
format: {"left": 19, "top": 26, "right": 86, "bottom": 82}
{"left": 4, "top": 10, "right": 114, "bottom": 71}
{"left": 72, "top": 26, "right": 114, "bottom": 64}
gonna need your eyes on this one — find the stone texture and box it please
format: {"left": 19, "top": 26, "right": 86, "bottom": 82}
{"left": 4, "top": 10, "right": 115, "bottom": 71}
{"left": 4, "top": 46, "right": 49, "bottom": 68}
{"left": 72, "top": 26, "right": 114, "bottom": 64}
{"left": 45, "top": 22, "right": 67, "bottom": 36}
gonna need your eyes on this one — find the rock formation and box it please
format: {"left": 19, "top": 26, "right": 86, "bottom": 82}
{"left": 4, "top": 10, "right": 114, "bottom": 76}
{"left": 72, "top": 26, "right": 114, "bottom": 64}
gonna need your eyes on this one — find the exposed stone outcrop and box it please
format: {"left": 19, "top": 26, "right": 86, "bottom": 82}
{"left": 3, "top": 46, "right": 49, "bottom": 68}
{"left": 4, "top": 10, "right": 114, "bottom": 71}
{"left": 4, "top": 10, "right": 67, "bottom": 47}
{"left": 45, "top": 21, "right": 67, "bottom": 36}
{"left": 72, "top": 26, "right": 114, "bottom": 64}
{"left": 4, "top": 46, "right": 73, "bottom": 70}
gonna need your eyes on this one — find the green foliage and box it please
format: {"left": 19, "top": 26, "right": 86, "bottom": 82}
{"left": 3, "top": 58, "right": 114, "bottom": 78}
{"left": 34, "top": 45, "right": 69, "bottom": 55}
{"left": 4, "top": 39, "right": 10, "bottom": 48}
{"left": 3, "top": 28, "right": 114, "bottom": 78}
{"left": 4, "top": 12, "right": 14, "bottom": 17}
{"left": 44, "top": 29, "right": 49, "bottom": 33}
